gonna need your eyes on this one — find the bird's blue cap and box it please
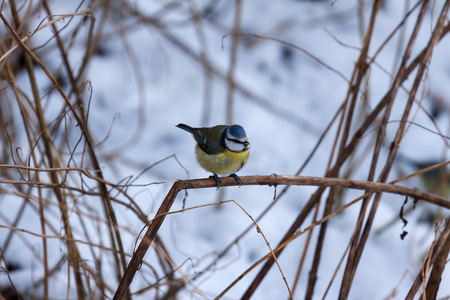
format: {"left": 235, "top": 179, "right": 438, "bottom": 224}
{"left": 228, "top": 125, "right": 247, "bottom": 138}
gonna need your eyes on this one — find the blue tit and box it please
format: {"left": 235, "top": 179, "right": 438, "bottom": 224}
{"left": 176, "top": 123, "right": 250, "bottom": 187}
{"left": 398, "top": 154, "right": 450, "bottom": 198}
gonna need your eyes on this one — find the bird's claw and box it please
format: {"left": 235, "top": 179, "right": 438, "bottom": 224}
{"left": 210, "top": 174, "right": 222, "bottom": 189}
{"left": 229, "top": 174, "right": 242, "bottom": 187}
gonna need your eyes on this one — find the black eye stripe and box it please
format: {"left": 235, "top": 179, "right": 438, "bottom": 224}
{"left": 227, "top": 138, "right": 245, "bottom": 144}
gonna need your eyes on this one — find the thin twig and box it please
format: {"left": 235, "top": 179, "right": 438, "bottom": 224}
{"left": 112, "top": 174, "right": 449, "bottom": 299}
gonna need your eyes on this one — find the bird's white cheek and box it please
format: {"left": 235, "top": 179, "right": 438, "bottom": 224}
{"left": 225, "top": 139, "right": 245, "bottom": 152}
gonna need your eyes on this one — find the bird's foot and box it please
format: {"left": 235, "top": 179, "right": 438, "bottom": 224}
{"left": 210, "top": 174, "right": 222, "bottom": 189}
{"left": 229, "top": 173, "right": 242, "bottom": 187}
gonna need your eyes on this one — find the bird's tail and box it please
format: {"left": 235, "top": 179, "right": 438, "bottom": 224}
{"left": 176, "top": 123, "right": 193, "bottom": 133}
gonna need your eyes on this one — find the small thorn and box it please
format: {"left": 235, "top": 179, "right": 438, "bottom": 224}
{"left": 229, "top": 174, "right": 242, "bottom": 187}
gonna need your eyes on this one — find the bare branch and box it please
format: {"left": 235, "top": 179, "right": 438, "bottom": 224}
{"left": 113, "top": 174, "right": 449, "bottom": 299}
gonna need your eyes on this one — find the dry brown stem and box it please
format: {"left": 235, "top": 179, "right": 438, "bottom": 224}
{"left": 113, "top": 174, "right": 449, "bottom": 299}
{"left": 1, "top": 1, "right": 449, "bottom": 299}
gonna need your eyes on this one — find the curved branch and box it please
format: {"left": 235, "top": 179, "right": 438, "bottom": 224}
{"left": 113, "top": 174, "right": 449, "bottom": 299}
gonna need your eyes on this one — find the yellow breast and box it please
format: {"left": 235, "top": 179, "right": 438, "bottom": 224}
{"left": 195, "top": 146, "right": 250, "bottom": 175}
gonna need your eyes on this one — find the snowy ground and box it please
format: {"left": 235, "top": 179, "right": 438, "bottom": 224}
{"left": 1, "top": 0, "right": 450, "bottom": 299}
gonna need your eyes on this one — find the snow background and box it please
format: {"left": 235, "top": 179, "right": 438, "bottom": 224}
{"left": 1, "top": 0, "right": 449, "bottom": 299}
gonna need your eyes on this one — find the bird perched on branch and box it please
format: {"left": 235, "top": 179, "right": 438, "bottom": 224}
{"left": 176, "top": 123, "right": 250, "bottom": 187}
